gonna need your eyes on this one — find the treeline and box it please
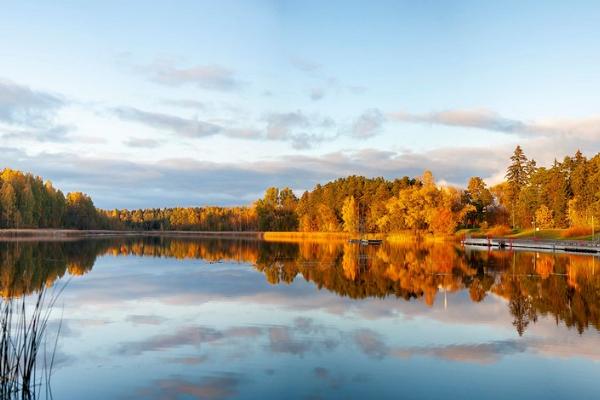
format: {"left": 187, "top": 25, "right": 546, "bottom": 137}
{"left": 0, "top": 168, "right": 260, "bottom": 231}
{"left": 0, "top": 168, "right": 116, "bottom": 230}
{"left": 0, "top": 168, "right": 65, "bottom": 228}
{"left": 2, "top": 146, "right": 600, "bottom": 232}
{"left": 264, "top": 146, "right": 600, "bottom": 232}
{"left": 293, "top": 173, "right": 472, "bottom": 234}
{"left": 495, "top": 146, "right": 600, "bottom": 229}
{"left": 104, "top": 206, "right": 258, "bottom": 231}
{"left": 109, "top": 174, "right": 472, "bottom": 234}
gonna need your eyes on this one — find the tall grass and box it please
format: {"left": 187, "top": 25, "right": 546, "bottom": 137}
{"left": 385, "top": 232, "right": 421, "bottom": 243}
{"left": 560, "top": 226, "right": 593, "bottom": 238}
{"left": 486, "top": 225, "right": 513, "bottom": 237}
{"left": 0, "top": 285, "right": 64, "bottom": 400}
{"left": 262, "top": 232, "right": 351, "bottom": 242}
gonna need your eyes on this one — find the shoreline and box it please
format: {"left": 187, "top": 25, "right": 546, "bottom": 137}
{"left": 0, "top": 229, "right": 438, "bottom": 242}
{"left": 463, "top": 236, "right": 600, "bottom": 255}
{"left": 0, "top": 229, "right": 264, "bottom": 240}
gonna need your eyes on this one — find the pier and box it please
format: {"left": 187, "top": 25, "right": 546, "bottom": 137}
{"left": 462, "top": 237, "right": 600, "bottom": 254}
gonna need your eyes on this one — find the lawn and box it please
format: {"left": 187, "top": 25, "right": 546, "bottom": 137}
{"left": 456, "top": 227, "right": 598, "bottom": 241}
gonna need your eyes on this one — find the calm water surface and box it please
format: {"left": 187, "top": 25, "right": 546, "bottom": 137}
{"left": 2, "top": 237, "right": 600, "bottom": 399}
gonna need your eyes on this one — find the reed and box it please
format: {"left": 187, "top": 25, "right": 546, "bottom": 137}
{"left": 386, "top": 231, "right": 454, "bottom": 243}
{"left": 262, "top": 232, "right": 351, "bottom": 242}
{"left": 0, "top": 285, "right": 64, "bottom": 400}
{"left": 385, "top": 232, "right": 421, "bottom": 243}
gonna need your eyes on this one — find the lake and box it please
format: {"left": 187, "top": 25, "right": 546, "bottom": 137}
{"left": 2, "top": 236, "right": 600, "bottom": 399}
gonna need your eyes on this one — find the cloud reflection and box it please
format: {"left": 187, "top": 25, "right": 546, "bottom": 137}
{"left": 117, "top": 325, "right": 262, "bottom": 356}
{"left": 137, "top": 375, "right": 240, "bottom": 400}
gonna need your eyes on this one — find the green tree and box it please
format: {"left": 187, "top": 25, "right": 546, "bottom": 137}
{"left": 465, "top": 177, "right": 493, "bottom": 226}
{"left": 0, "top": 182, "right": 18, "bottom": 228}
{"left": 255, "top": 187, "right": 299, "bottom": 231}
{"left": 506, "top": 146, "right": 529, "bottom": 227}
{"left": 506, "top": 146, "right": 529, "bottom": 190}
{"left": 65, "top": 192, "right": 98, "bottom": 229}
{"left": 19, "top": 183, "right": 35, "bottom": 227}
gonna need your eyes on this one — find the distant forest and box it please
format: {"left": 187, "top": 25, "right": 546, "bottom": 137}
{"left": 1, "top": 146, "right": 599, "bottom": 234}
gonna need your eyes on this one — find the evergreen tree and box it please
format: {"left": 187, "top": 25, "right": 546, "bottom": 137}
{"left": 506, "top": 146, "right": 529, "bottom": 227}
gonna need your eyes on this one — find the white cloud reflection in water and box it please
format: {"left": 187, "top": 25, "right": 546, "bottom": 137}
{"left": 3, "top": 237, "right": 599, "bottom": 400}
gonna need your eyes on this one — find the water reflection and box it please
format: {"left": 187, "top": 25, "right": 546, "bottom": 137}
{"left": 2, "top": 237, "right": 600, "bottom": 336}
{"left": 3, "top": 237, "right": 600, "bottom": 399}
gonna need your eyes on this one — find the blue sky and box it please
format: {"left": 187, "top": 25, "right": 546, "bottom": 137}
{"left": 2, "top": 0, "right": 600, "bottom": 208}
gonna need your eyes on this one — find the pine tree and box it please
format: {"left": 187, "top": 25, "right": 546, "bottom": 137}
{"left": 505, "top": 146, "right": 529, "bottom": 227}
{"left": 506, "top": 146, "right": 529, "bottom": 191}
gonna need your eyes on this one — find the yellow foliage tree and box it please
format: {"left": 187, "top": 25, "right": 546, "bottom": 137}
{"left": 535, "top": 205, "right": 554, "bottom": 229}
{"left": 341, "top": 196, "right": 359, "bottom": 233}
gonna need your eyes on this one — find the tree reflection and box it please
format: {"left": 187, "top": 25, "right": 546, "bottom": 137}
{"left": 1, "top": 237, "right": 600, "bottom": 336}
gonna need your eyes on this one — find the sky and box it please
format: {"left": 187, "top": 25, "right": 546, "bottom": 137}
{"left": 2, "top": 0, "right": 600, "bottom": 208}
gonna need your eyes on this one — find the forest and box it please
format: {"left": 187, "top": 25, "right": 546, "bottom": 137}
{"left": 1, "top": 146, "right": 600, "bottom": 234}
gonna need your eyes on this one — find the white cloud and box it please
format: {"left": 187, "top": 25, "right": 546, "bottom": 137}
{"left": 123, "top": 137, "right": 161, "bottom": 148}
{"left": 145, "top": 61, "right": 241, "bottom": 91}
{"left": 161, "top": 99, "right": 207, "bottom": 109}
{"left": 290, "top": 57, "right": 322, "bottom": 73}
{"left": 389, "top": 108, "right": 600, "bottom": 140}
{"left": 0, "top": 79, "right": 71, "bottom": 142}
{"left": 263, "top": 110, "right": 337, "bottom": 149}
{"left": 113, "top": 107, "right": 223, "bottom": 138}
{"left": 350, "top": 108, "right": 385, "bottom": 138}
{"left": 0, "top": 79, "right": 65, "bottom": 126}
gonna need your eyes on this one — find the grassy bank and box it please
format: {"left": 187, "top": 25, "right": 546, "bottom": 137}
{"left": 264, "top": 231, "right": 456, "bottom": 243}
{"left": 457, "top": 227, "right": 598, "bottom": 241}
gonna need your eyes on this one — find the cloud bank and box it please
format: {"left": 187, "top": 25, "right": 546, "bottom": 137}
{"left": 389, "top": 109, "right": 600, "bottom": 140}
{"left": 0, "top": 79, "right": 69, "bottom": 142}
{"left": 0, "top": 144, "right": 506, "bottom": 209}
{"left": 0, "top": 79, "right": 65, "bottom": 126}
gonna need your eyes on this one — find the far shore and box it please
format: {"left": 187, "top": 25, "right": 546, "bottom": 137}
{"left": 0, "top": 229, "right": 263, "bottom": 239}
{"left": 1, "top": 228, "right": 596, "bottom": 244}
{"left": 0, "top": 229, "right": 354, "bottom": 242}
{"left": 0, "top": 229, "right": 395, "bottom": 242}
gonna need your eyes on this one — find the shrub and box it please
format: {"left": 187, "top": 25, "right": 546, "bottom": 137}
{"left": 560, "top": 226, "right": 592, "bottom": 238}
{"left": 487, "top": 225, "right": 512, "bottom": 237}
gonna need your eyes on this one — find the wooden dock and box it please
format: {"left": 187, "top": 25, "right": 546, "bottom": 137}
{"left": 348, "top": 239, "right": 383, "bottom": 246}
{"left": 462, "top": 237, "right": 600, "bottom": 254}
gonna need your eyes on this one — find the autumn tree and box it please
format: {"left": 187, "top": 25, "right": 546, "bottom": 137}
{"left": 535, "top": 205, "right": 554, "bottom": 229}
{"left": 378, "top": 171, "right": 472, "bottom": 234}
{"left": 341, "top": 196, "right": 359, "bottom": 233}
{"left": 0, "top": 182, "right": 18, "bottom": 228}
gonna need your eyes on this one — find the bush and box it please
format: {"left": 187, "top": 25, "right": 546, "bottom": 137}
{"left": 487, "top": 225, "right": 512, "bottom": 237}
{"left": 560, "top": 226, "right": 592, "bottom": 238}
